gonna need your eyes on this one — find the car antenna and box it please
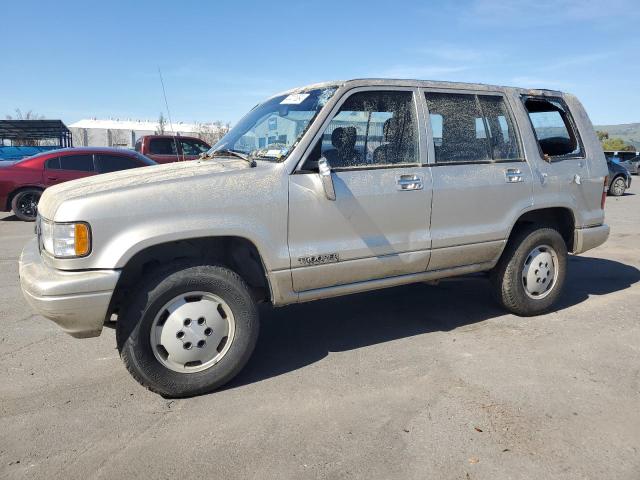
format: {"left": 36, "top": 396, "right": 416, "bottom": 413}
{"left": 158, "top": 67, "right": 180, "bottom": 162}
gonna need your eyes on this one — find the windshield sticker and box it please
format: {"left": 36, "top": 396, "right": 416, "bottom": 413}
{"left": 281, "top": 93, "right": 310, "bottom": 105}
{"left": 264, "top": 149, "right": 283, "bottom": 158}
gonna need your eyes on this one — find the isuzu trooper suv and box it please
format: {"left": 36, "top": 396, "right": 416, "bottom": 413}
{"left": 19, "top": 79, "right": 610, "bottom": 397}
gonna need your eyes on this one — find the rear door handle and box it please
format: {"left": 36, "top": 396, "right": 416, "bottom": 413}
{"left": 396, "top": 174, "right": 423, "bottom": 191}
{"left": 505, "top": 168, "right": 524, "bottom": 183}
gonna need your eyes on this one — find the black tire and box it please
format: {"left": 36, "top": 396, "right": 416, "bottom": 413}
{"left": 490, "top": 226, "right": 567, "bottom": 316}
{"left": 608, "top": 176, "right": 626, "bottom": 197}
{"left": 11, "top": 188, "right": 42, "bottom": 221}
{"left": 116, "top": 262, "right": 259, "bottom": 397}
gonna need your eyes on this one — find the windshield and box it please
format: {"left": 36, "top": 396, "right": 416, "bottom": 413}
{"left": 209, "top": 87, "right": 337, "bottom": 161}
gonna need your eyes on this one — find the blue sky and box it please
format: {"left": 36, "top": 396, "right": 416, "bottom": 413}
{"left": 2, "top": 0, "right": 639, "bottom": 125}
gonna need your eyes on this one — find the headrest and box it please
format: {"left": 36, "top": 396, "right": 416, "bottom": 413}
{"left": 383, "top": 117, "right": 402, "bottom": 142}
{"left": 331, "top": 126, "right": 357, "bottom": 150}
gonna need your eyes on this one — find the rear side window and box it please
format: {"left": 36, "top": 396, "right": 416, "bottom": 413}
{"left": 97, "top": 154, "right": 141, "bottom": 173}
{"left": 523, "top": 97, "right": 582, "bottom": 158}
{"left": 60, "top": 154, "right": 95, "bottom": 172}
{"left": 149, "top": 138, "right": 179, "bottom": 155}
{"left": 308, "top": 90, "right": 418, "bottom": 169}
{"left": 424, "top": 92, "right": 521, "bottom": 163}
{"left": 45, "top": 157, "right": 60, "bottom": 169}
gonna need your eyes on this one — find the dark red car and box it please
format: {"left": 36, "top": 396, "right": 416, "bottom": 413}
{"left": 0, "top": 147, "right": 156, "bottom": 221}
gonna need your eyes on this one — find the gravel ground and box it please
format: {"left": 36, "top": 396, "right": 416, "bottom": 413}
{"left": 1, "top": 184, "right": 638, "bottom": 480}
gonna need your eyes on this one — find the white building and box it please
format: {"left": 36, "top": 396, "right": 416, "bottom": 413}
{"left": 69, "top": 118, "right": 226, "bottom": 148}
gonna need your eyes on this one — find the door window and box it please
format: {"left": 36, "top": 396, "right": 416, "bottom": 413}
{"left": 180, "top": 139, "right": 209, "bottom": 155}
{"left": 149, "top": 138, "right": 179, "bottom": 155}
{"left": 523, "top": 97, "right": 582, "bottom": 158}
{"left": 97, "top": 154, "right": 141, "bottom": 173}
{"left": 308, "top": 90, "right": 419, "bottom": 168}
{"left": 425, "top": 92, "right": 490, "bottom": 163}
{"left": 425, "top": 92, "right": 521, "bottom": 163}
{"left": 59, "top": 154, "right": 95, "bottom": 172}
{"left": 477, "top": 96, "right": 521, "bottom": 160}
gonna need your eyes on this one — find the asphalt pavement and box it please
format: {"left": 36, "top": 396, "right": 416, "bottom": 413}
{"left": 1, "top": 185, "right": 639, "bottom": 479}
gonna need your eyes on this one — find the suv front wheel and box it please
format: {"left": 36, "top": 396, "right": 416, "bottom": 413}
{"left": 490, "top": 226, "right": 567, "bottom": 316}
{"left": 116, "top": 263, "right": 259, "bottom": 397}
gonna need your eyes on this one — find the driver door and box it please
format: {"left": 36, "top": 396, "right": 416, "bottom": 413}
{"left": 288, "top": 88, "right": 432, "bottom": 292}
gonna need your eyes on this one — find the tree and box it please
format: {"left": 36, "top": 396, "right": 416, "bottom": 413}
{"left": 596, "top": 130, "right": 635, "bottom": 151}
{"left": 4, "top": 108, "right": 46, "bottom": 145}
{"left": 192, "top": 121, "right": 230, "bottom": 146}
{"left": 5, "top": 108, "right": 44, "bottom": 120}
{"left": 155, "top": 113, "right": 167, "bottom": 135}
{"left": 107, "top": 129, "right": 129, "bottom": 147}
{"left": 601, "top": 137, "right": 632, "bottom": 151}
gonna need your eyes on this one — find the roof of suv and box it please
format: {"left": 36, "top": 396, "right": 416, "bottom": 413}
{"left": 279, "top": 78, "right": 565, "bottom": 97}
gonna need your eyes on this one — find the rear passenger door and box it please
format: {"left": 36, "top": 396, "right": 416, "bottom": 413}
{"left": 44, "top": 154, "right": 96, "bottom": 186}
{"left": 424, "top": 90, "right": 533, "bottom": 271}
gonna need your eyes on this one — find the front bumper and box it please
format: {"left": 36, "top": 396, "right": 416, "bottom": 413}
{"left": 19, "top": 238, "right": 120, "bottom": 338}
{"left": 573, "top": 224, "right": 610, "bottom": 255}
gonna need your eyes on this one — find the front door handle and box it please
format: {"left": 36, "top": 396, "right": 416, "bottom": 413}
{"left": 505, "top": 168, "right": 524, "bottom": 183}
{"left": 396, "top": 174, "right": 423, "bottom": 191}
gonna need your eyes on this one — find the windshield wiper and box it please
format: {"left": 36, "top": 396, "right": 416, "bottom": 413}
{"left": 204, "top": 149, "right": 257, "bottom": 167}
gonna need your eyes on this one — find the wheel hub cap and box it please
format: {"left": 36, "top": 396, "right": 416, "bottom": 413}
{"left": 522, "top": 245, "right": 558, "bottom": 299}
{"left": 150, "top": 292, "right": 235, "bottom": 373}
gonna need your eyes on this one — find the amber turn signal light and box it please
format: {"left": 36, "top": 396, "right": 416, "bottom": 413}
{"left": 75, "top": 223, "right": 91, "bottom": 256}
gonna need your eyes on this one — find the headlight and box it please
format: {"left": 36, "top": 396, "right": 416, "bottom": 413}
{"left": 40, "top": 218, "right": 91, "bottom": 258}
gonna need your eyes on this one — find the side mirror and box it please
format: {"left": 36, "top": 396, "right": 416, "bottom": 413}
{"left": 318, "top": 157, "right": 336, "bottom": 201}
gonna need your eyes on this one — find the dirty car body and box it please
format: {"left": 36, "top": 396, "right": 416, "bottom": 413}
{"left": 19, "top": 79, "right": 610, "bottom": 397}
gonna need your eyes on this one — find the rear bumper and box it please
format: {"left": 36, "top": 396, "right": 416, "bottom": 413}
{"left": 19, "top": 238, "right": 120, "bottom": 338}
{"left": 573, "top": 224, "right": 610, "bottom": 255}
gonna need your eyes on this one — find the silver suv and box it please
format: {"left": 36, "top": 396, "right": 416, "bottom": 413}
{"left": 19, "top": 79, "right": 610, "bottom": 397}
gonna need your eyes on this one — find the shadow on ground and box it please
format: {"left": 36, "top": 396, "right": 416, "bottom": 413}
{"left": 0, "top": 215, "right": 19, "bottom": 221}
{"left": 228, "top": 256, "right": 640, "bottom": 390}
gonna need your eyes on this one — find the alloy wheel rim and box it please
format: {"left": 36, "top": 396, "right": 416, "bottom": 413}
{"left": 521, "top": 244, "right": 559, "bottom": 300}
{"left": 18, "top": 193, "right": 40, "bottom": 218}
{"left": 150, "top": 291, "right": 235, "bottom": 373}
{"left": 612, "top": 178, "right": 625, "bottom": 196}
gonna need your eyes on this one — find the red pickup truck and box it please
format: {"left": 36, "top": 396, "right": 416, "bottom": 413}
{"left": 134, "top": 135, "right": 211, "bottom": 164}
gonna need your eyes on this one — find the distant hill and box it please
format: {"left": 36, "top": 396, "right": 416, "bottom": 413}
{"left": 594, "top": 123, "right": 640, "bottom": 149}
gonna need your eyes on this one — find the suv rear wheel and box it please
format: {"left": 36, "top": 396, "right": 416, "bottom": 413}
{"left": 116, "top": 263, "right": 259, "bottom": 397}
{"left": 490, "top": 226, "right": 567, "bottom": 316}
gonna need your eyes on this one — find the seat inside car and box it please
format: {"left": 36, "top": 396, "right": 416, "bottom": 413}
{"left": 324, "top": 126, "right": 361, "bottom": 167}
{"left": 372, "top": 116, "right": 414, "bottom": 164}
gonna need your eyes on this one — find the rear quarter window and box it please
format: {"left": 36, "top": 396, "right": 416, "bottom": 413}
{"left": 523, "top": 96, "right": 583, "bottom": 158}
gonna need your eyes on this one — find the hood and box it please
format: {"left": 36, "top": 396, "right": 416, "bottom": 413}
{"left": 38, "top": 158, "right": 252, "bottom": 219}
